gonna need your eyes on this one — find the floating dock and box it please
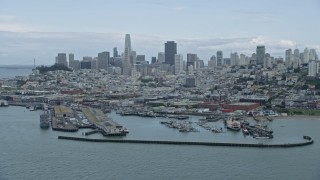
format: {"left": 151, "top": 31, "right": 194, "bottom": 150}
{"left": 58, "top": 136, "right": 313, "bottom": 148}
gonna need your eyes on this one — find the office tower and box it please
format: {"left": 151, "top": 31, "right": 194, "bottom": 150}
{"left": 230, "top": 52, "right": 239, "bottom": 66}
{"left": 136, "top": 55, "right": 145, "bottom": 62}
{"left": 97, "top": 51, "right": 110, "bottom": 70}
{"left": 208, "top": 59, "right": 215, "bottom": 69}
{"left": 69, "top": 53, "right": 74, "bottom": 61}
{"left": 264, "top": 53, "right": 273, "bottom": 68}
{"left": 91, "top": 58, "right": 98, "bottom": 69}
{"left": 165, "top": 41, "right": 177, "bottom": 65}
{"left": 122, "top": 34, "right": 132, "bottom": 76}
{"left": 56, "top": 53, "right": 68, "bottom": 67}
{"left": 151, "top": 57, "right": 157, "bottom": 64}
{"left": 130, "top": 51, "right": 136, "bottom": 65}
{"left": 256, "top": 45, "right": 265, "bottom": 66}
{"left": 309, "top": 49, "right": 317, "bottom": 61}
{"left": 187, "top": 53, "right": 197, "bottom": 72}
{"left": 239, "top": 54, "right": 246, "bottom": 65}
{"left": 293, "top": 49, "right": 300, "bottom": 68}
{"left": 68, "top": 53, "right": 77, "bottom": 69}
{"left": 216, "top": 51, "right": 223, "bottom": 66}
{"left": 113, "top": 47, "right": 118, "bottom": 58}
{"left": 174, "top": 54, "right": 183, "bottom": 75}
{"left": 210, "top": 55, "right": 216, "bottom": 62}
{"left": 224, "top": 58, "right": 231, "bottom": 66}
{"left": 308, "top": 60, "right": 318, "bottom": 77}
{"left": 285, "top": 49, "right": 293, "bottom": 67}
{"left": 158, "top": 52, "right": 165, "bottom": 64}
{"left": 196, "top": 60, "right": 204, "bottom": 69}
{"left": 303, "top": 48, "right": 309, "bottom": 64}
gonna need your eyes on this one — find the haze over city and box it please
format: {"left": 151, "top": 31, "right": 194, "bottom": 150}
{"left": 0, "top": 0, "right": 320, "bottom": 65}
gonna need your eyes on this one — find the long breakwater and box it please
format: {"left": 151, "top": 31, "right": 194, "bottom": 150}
{"left": 58, "top": 136, "right": 313, "bottom": 148}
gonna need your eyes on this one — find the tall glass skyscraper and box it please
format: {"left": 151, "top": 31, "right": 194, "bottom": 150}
{"left": 122, "top": 34, "right": 132, "bottom": 76}
{"left": 165, "top": 41, "right": 177, "bottom": 65}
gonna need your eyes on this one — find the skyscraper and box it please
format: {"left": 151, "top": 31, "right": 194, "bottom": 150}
{"left": 165, "top": 41, "right": 177, "bottom": 65}
{"left": 97, "top": 51, "right": 109, "bottom": 70}
{"left": 308, "top": 60, "right": 318, "bottom": 77}
{"left": 303, "top": 48, "right": 309, "bottom": 64}
{"left": 113, "top": 47, "right": 118, "bottom": 58}
{"left": 174, "top": 54, "right": 183, "bottom": 75}
{"left": 69, "top": 53, "right": 74, "bottom": 61}
{"left": 122, "top": 34, "right": 132, "bottom": 76}
{"left": 56, "top": 53, "right": 68, "bottom": 67}
{"left": 216, "top": 50, "right": 223, "bottom": 66}
{"left": 285, "top": 49, "right": 293, "bottom": 67}
{"left": 256, "top": 45, "right": 265, "bottom": 66}
{"left": 158, "top": 52, "right": 165, "bottom": 64}
{"left": 230, "top": 52, "right": 239, "bottom": 66}
{"left": 293, "top": 49, "right": 300, "bottom": 68}
{"left": 187, "top": 53, "right": 197, "bottom": 71}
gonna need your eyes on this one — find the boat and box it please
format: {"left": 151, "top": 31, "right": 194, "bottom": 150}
{"left": 29, "top": 106, "right": 36, "bottom": 111}
{"left": 212, "top": 127, "right": 224, "bottom": 133}
{"left": 0, "top": 100, "right": 9, "bottom": 107}
{"left": 242, "top": 127, "right": 250, "bottom": 135}
{"left": 226, "top": 117, "right": 241, "bottom": 131}
{"left": 122, "top": 128, "right": 129, "bottom": 134}
{"left": 40, "top": 113, "right": 50, "bottom": 129}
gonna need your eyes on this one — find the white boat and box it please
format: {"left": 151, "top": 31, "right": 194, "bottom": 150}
{"left": 226, "top": 118, "right": 241, "bottom": 131}
{"left": 0, "top": 100, "right": 8, "bottom": 107}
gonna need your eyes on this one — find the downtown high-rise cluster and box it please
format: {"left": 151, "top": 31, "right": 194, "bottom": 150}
{"left": 54, "top": 34, "right": 319, "bottom": 78}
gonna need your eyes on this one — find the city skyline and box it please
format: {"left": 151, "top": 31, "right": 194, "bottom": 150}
{"left": 0, "top": 0, "right": 320, "bottom": 65}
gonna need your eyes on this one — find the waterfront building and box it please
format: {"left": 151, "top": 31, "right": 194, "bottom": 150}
{"left": 56, "top": 53, "right": 68, "bottom": 67}
{"left": 122, "top": 34, "right": 132, "bottom": 76}
{"left": 158, "top": 52, "right": 165, "bottom": 64}
{"left": 216, "top": 51, "right": 223, "bottom": 66}
{"left": 256, "top": 45, "right": 265, "bottom": 66}
{"left": 97, "top": 51, "right": 110, "bottom": 70}
{"left": 174, "top": 54, "right": 183, "bottom": 75}
{"left": 165, "top": 41, "right": 177, "bottom": 65}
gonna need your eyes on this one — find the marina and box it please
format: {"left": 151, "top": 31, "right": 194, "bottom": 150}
{"left": 1, "top": 106, "right": 320, "bottom": 180}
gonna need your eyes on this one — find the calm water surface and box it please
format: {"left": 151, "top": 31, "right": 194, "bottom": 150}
{"left": 0, "top": 68, "right": 32, "bottom": 78}
{"left": 1, "top": 106, "right": 319, "bottom": 180}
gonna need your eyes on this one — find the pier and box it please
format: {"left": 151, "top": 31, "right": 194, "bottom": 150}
{"left": 58, "top": 136, "right": 314, "bottom": 148}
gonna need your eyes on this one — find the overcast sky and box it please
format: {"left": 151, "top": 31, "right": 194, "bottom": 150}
{"left": 0, "top": 0, "right": 319, "bottom": 65}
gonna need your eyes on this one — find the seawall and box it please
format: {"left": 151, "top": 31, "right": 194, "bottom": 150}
{"left": 58, "top": 136, "right": 314, "bottom": 148}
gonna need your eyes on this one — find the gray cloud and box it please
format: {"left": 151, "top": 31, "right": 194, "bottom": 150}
{"left": 0, "top": 31, "right": 318, "bottom": 65}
